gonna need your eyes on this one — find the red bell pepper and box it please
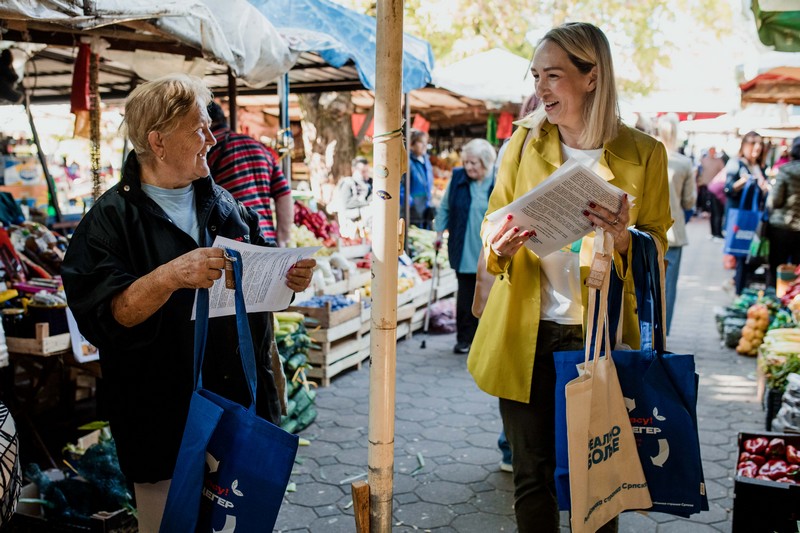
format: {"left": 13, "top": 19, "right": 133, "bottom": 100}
{"left": 737, "top": 461, "right": 759, "bottom": 478}
{"left": 743, "top": 437, "right": 769, "bottom": 456}
{"left": 766, "top": 438, "right": 786, "bottom": 458}
{"left": 786, "top": 444, "right": 800, "bottom": 465}
{"left": 758, "top": 459, "right": 789, "bottom": 480}
{"left": 775, "top": 477, "right": 798, "bottom": 484}
{"left": 755, "top": 475, "right": 773, "bottom": 481}
{"left": 786, "top": 464, "right": 800, "bottom": 477}
{"left": 739, "top": 452, "right": 766, "bottom": 466}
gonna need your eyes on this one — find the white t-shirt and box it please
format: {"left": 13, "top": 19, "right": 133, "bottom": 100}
{"left": 539, "top": 144, "right": 603, "bottom": 324}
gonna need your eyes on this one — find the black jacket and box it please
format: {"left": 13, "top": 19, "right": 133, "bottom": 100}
{"left": 62, "top": 153, "right": 281, "bottom": 483}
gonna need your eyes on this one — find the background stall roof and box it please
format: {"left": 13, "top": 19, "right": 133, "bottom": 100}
{"left": 0, "top": 0, "right": 295, "bottom": 88}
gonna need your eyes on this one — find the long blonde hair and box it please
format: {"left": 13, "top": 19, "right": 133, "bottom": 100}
{"left": 526, "top": 22, "right": 619, "bottom": 149}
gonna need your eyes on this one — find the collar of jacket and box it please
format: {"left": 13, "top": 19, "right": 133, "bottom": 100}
{"left": 119, "top": 152, "right": 232, "bottom": 241}
{"left": 513, "top": 118, "right": 641, "bottom": 182}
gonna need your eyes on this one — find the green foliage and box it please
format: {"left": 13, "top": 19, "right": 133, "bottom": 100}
{"left": 334, "top": 0, "right": 732, "bottom": 97}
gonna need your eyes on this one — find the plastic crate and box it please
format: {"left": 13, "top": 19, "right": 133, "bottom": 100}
{"left": 732, "top": 431, "right": 800, "bottom": 533}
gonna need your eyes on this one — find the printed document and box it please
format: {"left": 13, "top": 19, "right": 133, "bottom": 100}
{"left": 194, "top": 236, "right": 320, "bottom": 318}
{"left": 486, "top": 159, "right": 631, "bottom": 257}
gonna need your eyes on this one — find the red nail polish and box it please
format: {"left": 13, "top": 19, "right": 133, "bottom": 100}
{"left": 588, "top": 202, "right": 596, "bottom": 208}
{"left": 506, "top": 214, "right": 513, "bottom": 220}
{"left": 582, "top": 210, "right": 590, "bottom": 216}
{"left": 513, "top": 227, "right": 520, "bottom": 233}
{"left": 532, "top": 229, "right": 537, "bottom": 237}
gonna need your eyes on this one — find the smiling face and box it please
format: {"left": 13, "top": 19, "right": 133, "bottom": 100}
{"left": 463, "top": 153, "right": 486, "bottom": 181}
{"left": 531, "top": 39, "right": 597, "bottom": 148}
{"left": 742, "top": 136, "right": 763, "bottom": 164}
{"left": 155, "top": 100, "right": 216, "bottom": 188}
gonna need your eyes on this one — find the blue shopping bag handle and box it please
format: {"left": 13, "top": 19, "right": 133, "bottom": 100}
{"left": 607, "top": 230, "right": 665, "bottom": 354}
{"left": 739, "top": 178, "right": 762, "bottom": 213}
{"left": 193, "top": 248, "right": 258, "bottom": 408}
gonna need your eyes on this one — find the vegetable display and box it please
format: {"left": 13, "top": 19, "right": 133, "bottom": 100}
{"left": 737, "top": 436, "right": 800, "bottom": 485}
{"left": 275, "top": 312, "right": 318, "bottom": 434}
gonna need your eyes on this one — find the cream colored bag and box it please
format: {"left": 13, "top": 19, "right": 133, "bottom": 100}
{"left": 565, "top": 230, "right": 652, "bottom": 532}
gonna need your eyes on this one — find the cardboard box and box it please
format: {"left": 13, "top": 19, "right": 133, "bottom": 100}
{"left": 732, "top": 431, "right": 800, "bottom": 533}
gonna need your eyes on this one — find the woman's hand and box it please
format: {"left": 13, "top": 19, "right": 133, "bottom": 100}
{"left": 489, "top": 214, "right": 535, "bottom": 259}
{"left": 286, "top": 258, "right": 317, "bottom": 292}
{"left": 583, "top": 194, "right": 631, "bottom": 255}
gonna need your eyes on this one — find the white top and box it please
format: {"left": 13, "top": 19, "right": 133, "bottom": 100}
{"left": 142, "top": 183, "right": 200, "bottom": 244}
{"left": 538, "top": 144, "right": 603, "bottom": 324}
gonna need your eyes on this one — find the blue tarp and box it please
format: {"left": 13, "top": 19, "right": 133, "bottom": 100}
{"left": 248, "top": 0, "right": 434, "bottom": 93}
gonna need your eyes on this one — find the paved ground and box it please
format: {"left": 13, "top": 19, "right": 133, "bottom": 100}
{"left": 275, "top": 217, "right": 765, "bottom": 533}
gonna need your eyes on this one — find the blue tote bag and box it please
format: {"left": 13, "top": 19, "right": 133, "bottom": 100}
{"left": 555, "top": 234, "right": 707, "bottom": 516}
{"left": 724, "top": 179, "right": 763, "bottom": 257}
{"left": 160, "top": 248, "right": 299, "bottom": 532}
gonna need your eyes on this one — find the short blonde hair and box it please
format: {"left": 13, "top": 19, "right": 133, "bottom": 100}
{"left": 461, "top": 138, "right": 496, "bottom": 173}
{"left": 528, "top": 22, "right": 619, "bottom": 149}
{"left": 123, "top": 74, "right": 213, "bottom": 161}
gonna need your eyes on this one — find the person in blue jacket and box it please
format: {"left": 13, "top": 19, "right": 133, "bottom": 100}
{"left": 435, "top": 139, "right": 496, "bottom": 354}
{"left": 402, "top": 129, "right": 435, "bottom": 229}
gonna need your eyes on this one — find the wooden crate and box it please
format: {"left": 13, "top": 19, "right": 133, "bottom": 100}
{"left": 288, "top": 299, "right": 360, "bottom": 328}
{"left": 6, "top": 323, "right": 71, "bottom": 356}
{"left": 307, "top": 332, "right": 370, "bottom": 386}
{"left": 308, "top": 316, "right": 362, "bottom": 345}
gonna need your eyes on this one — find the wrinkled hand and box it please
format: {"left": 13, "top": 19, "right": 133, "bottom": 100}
{"left": 489, "top": 214, "right": 535, "bottom": 259}
{"left": 165, "top": 247, "right": 226, "bottom": 289}
{"left": 582, "top": 194, "right": 631, "bottom": 254}
{"left": 286, "top": 258, "right": 317, "bottom": 292}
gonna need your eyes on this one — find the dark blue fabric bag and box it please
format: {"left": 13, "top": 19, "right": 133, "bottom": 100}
{"left": 555, "top": 233, "right": 707, "bottom": 516}
{"left": 160, "top": 248, "right": 298, "bottom": 532}
{"left": 724, "top": 179, "right": 763, "bottom": 257}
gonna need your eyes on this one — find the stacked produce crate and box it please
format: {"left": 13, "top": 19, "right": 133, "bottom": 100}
{"left": 275, "top": 312, "right": 317, "bottom": 434}
{"left": 288, "top": 294, "right": 368, "bottom": 387}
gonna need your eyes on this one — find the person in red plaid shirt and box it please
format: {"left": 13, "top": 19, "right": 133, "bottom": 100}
{"left": 207, "top": 102, "right": 293, "bottom": 246}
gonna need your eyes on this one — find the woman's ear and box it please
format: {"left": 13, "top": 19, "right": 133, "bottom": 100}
{"left": 587, "top": 66, "right": 598, "bottom": 92}
{"left": 147, "top": 131, "right": 165, "bottom": 161}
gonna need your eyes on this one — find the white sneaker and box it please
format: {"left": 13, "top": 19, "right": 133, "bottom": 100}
{"left": 500, "top": 461, "right": 513, "bottom": 473}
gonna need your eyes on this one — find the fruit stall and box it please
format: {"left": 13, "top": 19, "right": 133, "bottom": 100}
{"left": 714, "top": 265, "right": 800, "bottom": 435}
{"left": 287, "top": 200, "right": 457, "bottom": 386}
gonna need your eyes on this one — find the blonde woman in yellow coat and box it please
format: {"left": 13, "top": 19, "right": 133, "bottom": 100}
{"left": 466, "top": 23, "right": 671, "bottom": 533}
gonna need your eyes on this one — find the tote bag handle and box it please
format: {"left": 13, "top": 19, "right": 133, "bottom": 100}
{"left": 584, "top": 229, "right": 614, "bottom": 368}
{"left": 193, "top": 248, "right": 259, "bottom": 408}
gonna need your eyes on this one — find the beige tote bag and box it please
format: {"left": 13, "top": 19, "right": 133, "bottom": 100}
{"left": 565, "top": 230, "right": 652, "bottom": 533}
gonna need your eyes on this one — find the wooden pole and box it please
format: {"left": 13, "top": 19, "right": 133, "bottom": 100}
{"left": 366, "top": 0, "right": 403, "bottom": 531}
{"left": 23, "top": 93, "right": 62, "bottom": 223}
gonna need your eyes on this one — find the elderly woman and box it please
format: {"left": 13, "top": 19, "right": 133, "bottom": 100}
{"left": 435, "top": 139, "right": 496, "bottom": 354}
{"left": 61, "top": 74, "right": 314, "bottom": 532}
{"left": 468, "top": 23, "right": 671, "bottom": 532}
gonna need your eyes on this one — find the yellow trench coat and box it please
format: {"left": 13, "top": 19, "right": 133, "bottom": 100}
{"left": 467, "top": 120, "right": 672, "bottom": 403}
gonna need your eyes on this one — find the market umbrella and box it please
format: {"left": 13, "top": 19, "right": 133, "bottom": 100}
{"left": 247, "top": 0, "right": 434, "bottom": 93}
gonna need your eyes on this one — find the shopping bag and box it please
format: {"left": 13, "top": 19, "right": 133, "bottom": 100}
{"left": 160, "top": 248, "right": 299, "bottom": 532}
{"left": 611, "top": 236, "right": 707, "bottom": 516}
{"left": 560, "top": 231, "right": 652, "bottom": 532}
{"left": 724, "top": 180, "right": 763, "bottom": 257}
